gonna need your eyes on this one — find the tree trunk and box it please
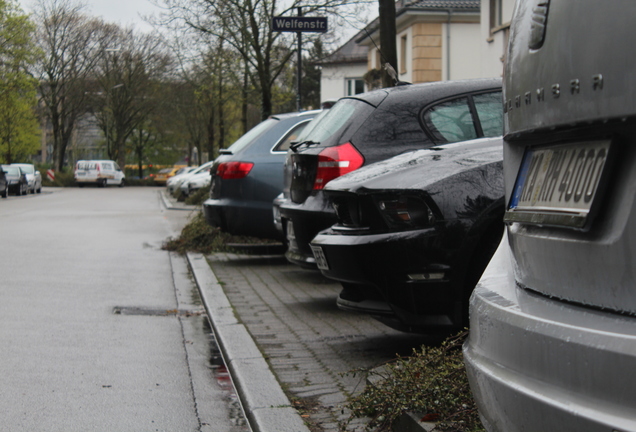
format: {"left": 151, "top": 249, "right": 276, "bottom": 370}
{"left": 379, "top": 0, "right": 397, "bottom": 88}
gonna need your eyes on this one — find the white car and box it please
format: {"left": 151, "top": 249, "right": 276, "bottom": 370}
{"left": 180, "top": 168, "right": 212, "bottom": 197}
{"left": 74, "top": 160, "right": 125, "bottom": 187}
{"left": 12, "top": 163, "right": 42, "bottom": 194}
{"left": 166, "top": 166, "right": 197, "bottom": 193}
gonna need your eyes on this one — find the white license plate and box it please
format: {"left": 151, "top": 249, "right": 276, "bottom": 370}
{"left": 506, "top": 139, "right": 612, "bottom": 230}
{"left": 310, "top": 245, "right": 329, "bottom": 270}
{"left": 286, "top": 221, "right": 297, "bottom": 250}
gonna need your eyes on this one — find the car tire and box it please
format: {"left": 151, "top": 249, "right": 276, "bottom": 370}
{"left": 21, "top": 185, "right": 27, "bottom": 195}
{"left": 118, "top": 179, "right": 125, "bottom": 188}
{"left": 1, "top": 187, "right": 6, "bottom": 198}
{"left": 36, "top": 186, "right": 41, "bottom": 193}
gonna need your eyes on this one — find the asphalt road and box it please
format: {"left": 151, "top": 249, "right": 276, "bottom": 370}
{"left": 0, "top": 187, "right": 248, "bottom": 432}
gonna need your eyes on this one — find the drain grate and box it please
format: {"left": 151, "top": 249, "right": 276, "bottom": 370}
{"left": 113, "top": 306, "right": 206, "bottom": 317}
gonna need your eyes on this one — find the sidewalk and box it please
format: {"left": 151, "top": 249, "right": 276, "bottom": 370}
{"left": 158, "top": 189, "right": 433, "bottom": 431}
{"left": 187, "top": 252, "right": 435, "bottom": 432}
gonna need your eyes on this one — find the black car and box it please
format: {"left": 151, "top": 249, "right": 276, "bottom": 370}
{"left": 0, "top": 168, "right": 7, "bottom": 198}
{"left": 310, "top": 137, "right": 504, "bottom": 334}
{"left": 280, "top": 78, "right": 503, "bottom": 268}
{"left": 1, "top": 165, "right": 28, "bottom": 196}
{"left": 204, "top": 110, "right": 319, "bottom": 240}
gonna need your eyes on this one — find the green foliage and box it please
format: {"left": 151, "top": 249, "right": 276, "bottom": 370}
{"left": 184, "top": 186, "right": 209, "bottom": 206}
{"left": 41, "top": 169, "right": 75, "bottom": 187}
{"left": 341, "top": 331, "right": 484, "bottom": 432}
{"left": 0, "top": 0, "right": 40, "bottom": 163}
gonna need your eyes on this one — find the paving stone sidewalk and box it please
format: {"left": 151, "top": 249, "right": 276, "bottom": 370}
{"left": 205, "top": 252, "right": 433, "bottom": 432}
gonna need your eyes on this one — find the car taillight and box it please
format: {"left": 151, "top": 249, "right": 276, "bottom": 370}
{"left": 216, "top": 161, "right": 254, "bottom": 180}
{"left": 313, "top": 142, "right": 364, "bottom": 190}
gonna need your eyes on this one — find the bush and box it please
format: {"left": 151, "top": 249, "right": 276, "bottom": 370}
{"left": 162, "top": 211, "right": 275, "bottom": 254}
{"left": 41, "top": 169, "right": 75, "bottom": 187}
{"left": 185, "top": 187, "right": 209, "bottom": 206}
{"left": 341, "top": 331, "right": 484, "bottom": 432}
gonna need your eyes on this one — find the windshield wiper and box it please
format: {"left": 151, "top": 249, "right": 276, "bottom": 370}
{"left": 290, "top": 140, "right": 320, "bottom": 152}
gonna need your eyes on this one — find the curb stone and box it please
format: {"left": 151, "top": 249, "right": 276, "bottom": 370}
{"left": 187, "top": 252, "right": 312, "bottom": 432}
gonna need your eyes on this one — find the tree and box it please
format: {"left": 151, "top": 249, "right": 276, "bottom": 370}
{"left": 0, "top": 0, "right": 40, "bottom": 163}
{"left": 33, "top": 0, "right": 107, "bottom": 171}
{"left": 93, "top": 28, "right": 172, "bottom": 170}
{"left": 155, "top": 0, "right": 371, "bottom": 119}
{"left": 378, "top": 0, "right": 396, "bottom": 88}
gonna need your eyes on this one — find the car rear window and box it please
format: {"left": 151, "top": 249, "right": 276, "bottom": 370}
{"left": 295, "top": 99, "right": 374, "bottom": 147}
{"left": 226, "top": 118, "right": 278, "bottom": 154}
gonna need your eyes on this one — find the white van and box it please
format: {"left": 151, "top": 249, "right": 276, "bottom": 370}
{"left": 74, "top": 160, "right": 125, "bottom": 188}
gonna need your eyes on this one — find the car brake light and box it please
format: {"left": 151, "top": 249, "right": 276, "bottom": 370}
{"left": 216, "top": 161, "right": 254, "bottom": 180}
{"left": 313, "top": 142, "right": 364, "bottom": 190}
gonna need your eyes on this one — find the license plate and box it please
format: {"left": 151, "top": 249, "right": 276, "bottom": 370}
{"left": 76, "top": 172, "right": 86, "bottom": 176}
{"left": 505, "top": 139, "right": 612, "bottom": 230}
{"left": 310, "top": 245, "right": 329, "bottom": 270}
{"left": 286, "top": 221, "right": 297, "bottom": 250}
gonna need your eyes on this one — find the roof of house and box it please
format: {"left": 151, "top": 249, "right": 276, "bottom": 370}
{"left": 317, "top": 30, "right": 368, "bottom": 66}
{"left": 404, "top": 0, "right": 479, "bottom": 10}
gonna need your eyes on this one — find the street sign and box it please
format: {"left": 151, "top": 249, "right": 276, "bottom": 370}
{"left": 272, "top": 16, "right": 328, "bottom": 33}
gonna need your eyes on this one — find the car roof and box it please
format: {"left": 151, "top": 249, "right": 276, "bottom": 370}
{"left": 343, "top": 77, "right": 502, "bottom": 108}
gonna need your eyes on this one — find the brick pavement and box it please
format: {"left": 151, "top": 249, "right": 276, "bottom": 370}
{"left": 205, "top": 252, "right": 433, "bottom": 432}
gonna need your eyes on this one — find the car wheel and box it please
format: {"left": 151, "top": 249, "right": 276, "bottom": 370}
{"left": 1, "top": 187, "right": 6, "bottom": 198}
{"left": 36, "top": 185, "right": 41, "bottom": 193}
{"left": 21, "top": 185, "right": 27, "bottom": 195}
{"left": 118, "top": 179, "right": 125, "bottom": 188}
{"left": 98, "top": 179, "right": 106, "bottom": 188}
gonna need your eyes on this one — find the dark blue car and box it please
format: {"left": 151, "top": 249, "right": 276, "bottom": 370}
{"left": 204, "top": 110, "right": 320, "bottom": 240}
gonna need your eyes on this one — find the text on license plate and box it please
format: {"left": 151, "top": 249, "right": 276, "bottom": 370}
{"left": 310, "top": 245, "right": 329, "bottom": 270}
{"left": 505, "top": 139, "right": 611, "bottom": 230}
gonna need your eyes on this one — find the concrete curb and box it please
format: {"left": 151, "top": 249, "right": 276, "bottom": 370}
{"left": 159, "top": 189, "right": 199, "bottom": 211}
{"left": 187, "top": 252, "right": 311, "bottom": 432}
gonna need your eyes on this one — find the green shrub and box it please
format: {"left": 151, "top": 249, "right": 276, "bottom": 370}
{"left": 41, "top": 169, "right": 75, "bottom": 187}
{"left": 341, "top": 331, "right": 484, "bottom": 432}
{"left": 185, "top": 187, "right": 209, "bottom": 205}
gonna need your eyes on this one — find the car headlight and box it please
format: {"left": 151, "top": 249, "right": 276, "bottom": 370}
{"left": 375, "top": 194, "right": 436, "bottom": 229}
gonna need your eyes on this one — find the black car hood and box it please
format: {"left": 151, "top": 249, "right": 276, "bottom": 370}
{"left": 324, "top": 136, "right": 503, "bottom": 193}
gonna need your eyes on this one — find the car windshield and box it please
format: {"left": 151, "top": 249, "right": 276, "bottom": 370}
{"left": 158, "top": 168, "right": 173, "bottom": 174}
{"left": 225, "top": 118, "right": 278, "bottom": 154}
{"left": 3, "top": 166, "right": 19, "bottom": 175}
{"left": 14, "top": 165, "right": 34, "bottom": 174}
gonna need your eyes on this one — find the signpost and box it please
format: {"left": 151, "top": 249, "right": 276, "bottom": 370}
{"left": 272, "top": 10, "right": 328, "bottom": 111}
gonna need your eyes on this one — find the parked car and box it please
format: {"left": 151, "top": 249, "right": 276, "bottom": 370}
{"left": 310, "top": 137, "right": 504, "bottom": 333}
{"left": 12, "top": 163, "right": 41, "bottom": 194}
{"left": 153, "top": 165, "right": 187, "bottom": 185}
{"left": 204, "top": 110, "right": 321, "bottom": 240}
{"left": 0, "top": 168, "right": 8, "bottom": 198}
{"left": 173, "top": 161, "right": 214, "bottom": 197}
{"left": 1, "top": 165, "right": 28, "bottom": 196}
{"left": 180, "top": 168, "right": 213, "bottom": 198}
{"left": 74, "top": 160, "right": 125, "bottom": 187}
{"left": 166, "top": 166, "right": 197, "bottom": 193}
{"left": 280, "top": 78, "right": 503, "bottom": 267}
{"left": 463, "top": 2, "right": 636, "bottom": 431}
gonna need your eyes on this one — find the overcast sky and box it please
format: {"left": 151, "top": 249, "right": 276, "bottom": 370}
{"left": 19, "top": 0, "right": 163, "bottom": 33}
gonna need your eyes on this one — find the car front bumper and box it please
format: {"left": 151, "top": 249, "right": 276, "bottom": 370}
{"left": 463, "top": 232, "right": 636, "bottom": 432}
{"left": 279, "top": 193, "right": 337, "bottom": 268}
{"left": 311, "top": 225, "right": 467, "bottom": 331}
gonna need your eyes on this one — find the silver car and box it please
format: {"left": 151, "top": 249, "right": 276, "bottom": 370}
{"left": 12, "top": 163, "right": 41, "bottom": 194}
{"left": 464, "top": 1, "right": 636, "bottom": 431}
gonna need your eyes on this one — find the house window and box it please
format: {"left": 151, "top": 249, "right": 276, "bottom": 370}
{"left": 400, "top": 35, "right": 407, "bottom": 74}
{"left": 490, "top": 0, "right": 503, "bottom": 32}
{"left": 346, "top": 78, "right": 365, "bottom": 96}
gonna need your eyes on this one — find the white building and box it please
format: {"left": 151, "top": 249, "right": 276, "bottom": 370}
{"left": 319, "top": 0, "right": 517, "bottom": 102}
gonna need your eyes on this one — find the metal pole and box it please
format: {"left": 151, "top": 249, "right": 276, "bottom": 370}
{"left": 297, "top": 7, "right": 302, "bottom": 112}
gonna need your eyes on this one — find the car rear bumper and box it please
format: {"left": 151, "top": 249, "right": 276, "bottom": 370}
{"left": 463, "top": 233, "right": 636, "bottom": 432}
{"left": 279, "top": 195, "right": 336, "bottom": 267}
{"left": 311, "top": 227, "right": 466, "bottom": 331}
{"left": 203, "top": 198, "right": 281, "bottom": 240}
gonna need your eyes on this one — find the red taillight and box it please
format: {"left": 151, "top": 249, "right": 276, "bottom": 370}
{"left": 313, "top": 142, "right": 364, "bottom": 190}
{"left": 216, "top": 161, "right": 254, "bottom": 180}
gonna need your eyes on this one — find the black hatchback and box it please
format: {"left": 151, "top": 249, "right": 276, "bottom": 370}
{"left": 279, "top": 78, "right": 503, "bottom": 267}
